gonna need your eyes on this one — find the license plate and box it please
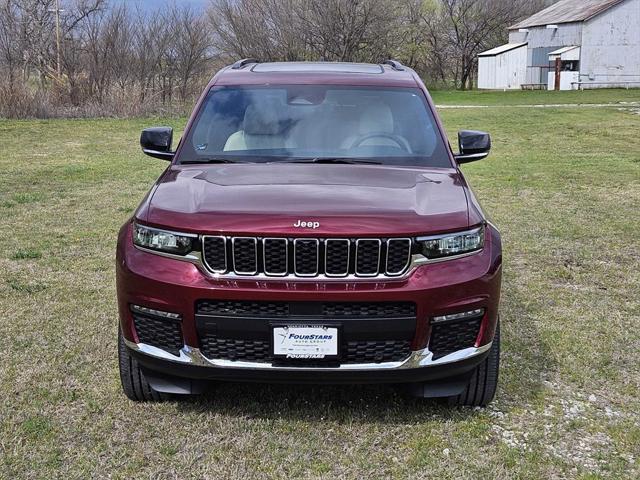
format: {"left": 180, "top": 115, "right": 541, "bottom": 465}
{"left": 273, "top": 325, "right": 338, "bottom": 359}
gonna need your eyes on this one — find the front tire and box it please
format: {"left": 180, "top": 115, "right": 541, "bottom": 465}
{"left": 118, "top": 330, "right": 167, "bottom": 402}
{"left": 448, "top": 320, "right": 500, "bottom": 407}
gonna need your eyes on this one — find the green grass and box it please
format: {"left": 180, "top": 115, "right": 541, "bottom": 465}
{"left": 1, "top": 91, "right": 639, "bottom": 478}
{"left": 431, "top": 87, "right": 640, "bottom": 106}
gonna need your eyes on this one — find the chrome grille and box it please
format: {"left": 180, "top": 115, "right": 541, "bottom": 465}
{"left": 202, "top": 237, "right": 413, "bottom": 278}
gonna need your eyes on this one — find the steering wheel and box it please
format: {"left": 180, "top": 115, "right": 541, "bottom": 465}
{"left": 350, "top": 132, "right": 411, "bottom": 152}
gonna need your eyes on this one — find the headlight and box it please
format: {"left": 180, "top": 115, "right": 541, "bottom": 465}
{"left": 133, "top": 222, "right": 196, "bottom": 255}
{"left": 417, "top": 225, "right": 484, "bottom": 259}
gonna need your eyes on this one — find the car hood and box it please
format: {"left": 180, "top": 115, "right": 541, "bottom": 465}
{"left": 141, "top": 164, "right": 473, "bottom": 236}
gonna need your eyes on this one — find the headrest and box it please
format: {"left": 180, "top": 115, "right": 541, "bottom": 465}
{"left": 358, "top": 103, "right": 394, "bottom": 134}
{"left": 243, "top": 99, "right": 287, "bottom": 135}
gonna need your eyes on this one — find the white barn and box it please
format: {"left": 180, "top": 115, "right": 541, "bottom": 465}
{"left": 478, "top": 43, "right": 528, "bottom": 90}
{"left": 478, "top": 0, "right": 640, "bottom": 90}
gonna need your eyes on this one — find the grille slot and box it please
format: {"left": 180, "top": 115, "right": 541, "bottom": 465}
{"left": 429, "top": 317, "right": 482, "bottom": 360}
{"left": 202, "top": 236, "right": 226, "bottom": 272}
{"left": 355, "top": 239, "right": 381, "bottom": 276}
{"left": 263, "top": 238, "right": 288, "bottom": 276}
{"left": 132, "top": 313, "right": 183, "bottom": 355}
{"left": 294, "top": 239, "right": 319, "bottom": 276}
{"left": 386, "top": 239, "right": 412, "bottom": 275}
{"left": 325, "top": 239, "right": 350, "bottom": 277}
{"left": 232, "top": 237, "right": 258, "bottom": 274}
{"left": 202, "top": 237, "right": 413, "bottom": 278}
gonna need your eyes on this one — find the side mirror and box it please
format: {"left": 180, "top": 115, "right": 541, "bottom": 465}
{"left": 140, "top": 127, "right": 174, "bottom": 161}
{"left": 455, "top": 130, "right": 491, "bottom": 164}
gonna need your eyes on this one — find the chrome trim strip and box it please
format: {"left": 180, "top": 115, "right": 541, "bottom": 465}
{"left": 201, "top": 235, "right": 227, "bottom": 274}
{"left": 385, "top": 238, "right": 412, "bottom": 276}
{"left": 432, "top": 308, "right": 485, "bottom": 324}
{"left": 123, "top": 337, "right": 493, "bottom": 372}
{"left": 293, "top": 238, "right": 319, "bottom": 277}
{"left": 262, "top": 238, "right": 289, "bottom": 277}
{"left": 134, "top": 244, "right": 203, "bottom": 263}
{"left": 324, "top": 239, "right": 351, "bottom": 278}
{"left": 231, "top": 237, "right": 258, "bottom": 275}
{"left": 130, "top": 304, "right": 182, "bottom": 320}
{"left": 355, "top": 239, "right": 381, "bottom": 277}
{"left": 409, "top": 249, "right": 483, "bottom": 266}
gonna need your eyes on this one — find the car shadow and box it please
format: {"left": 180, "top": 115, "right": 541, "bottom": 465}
{"left": 174, "top": 381, "right": 479, "bottom": 424}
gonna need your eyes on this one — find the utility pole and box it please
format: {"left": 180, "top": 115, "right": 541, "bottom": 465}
{"left": 48, "top": 0, "right": 64, "bottom": 79}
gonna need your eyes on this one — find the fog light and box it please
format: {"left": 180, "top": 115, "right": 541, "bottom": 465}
{"left": 432, "top": 308, "right": 485, "bottom": 324}
{"left": 130, "top": 304, "right": 181, "bottom": 320}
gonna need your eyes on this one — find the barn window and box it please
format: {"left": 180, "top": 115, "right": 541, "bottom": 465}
{"left": 562, "top": 60, "right": 579, "bottom": 72}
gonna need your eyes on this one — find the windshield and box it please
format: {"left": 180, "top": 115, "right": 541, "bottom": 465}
{"left": 179, "top": 85, "right": 451, "bottom": 167}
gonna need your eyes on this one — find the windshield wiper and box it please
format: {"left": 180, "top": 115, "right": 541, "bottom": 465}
{"left": 180, "top": 157, "right": 249, "bottom": 164}
{"left": 275, "top": 157, "right": 383, "bottom": 165}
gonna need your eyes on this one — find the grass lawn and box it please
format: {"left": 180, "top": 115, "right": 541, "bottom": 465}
{"left": 431, "top": 87, "right": 640, "bottom": 106}
{"left": 1, "top": 89, "right": 639, "bottom": 478}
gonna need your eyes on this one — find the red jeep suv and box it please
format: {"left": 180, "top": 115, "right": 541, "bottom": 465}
{"left": 117, "top": 60, "right": 502, "bottom": 406}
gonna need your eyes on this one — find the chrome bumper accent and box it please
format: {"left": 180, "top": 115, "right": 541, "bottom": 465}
{"left": 123, "top": 337, "right": 492, "bottom": 372}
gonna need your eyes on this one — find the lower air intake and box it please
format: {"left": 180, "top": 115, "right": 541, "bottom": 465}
{"left": 429, "top": 317, "right": 482, "bottom": 360}
{"left": 132, "top": 312, "right": 183, "bottom": 356}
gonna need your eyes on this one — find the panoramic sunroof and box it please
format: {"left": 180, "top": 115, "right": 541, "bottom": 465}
{"left": 252, "top": 62, "right": 384, "bottom": 74}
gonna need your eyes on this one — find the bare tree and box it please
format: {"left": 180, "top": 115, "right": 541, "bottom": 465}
{"left": 299, "top": 0, "right": 401, "bottom": 62}
{"left": 208, "top": 0, "right": 307, "bottom": 61}
{"left": 0, "top": 0, "right": 561, "bottom": 117}
{"left": 171, "top": 5, "right": 211, "bottom": 102}
{"left": 0, "top": 0, "right": 22, "bottom": 87}
{"left": 207, "top": 0, "right": 401, "bottom": 63}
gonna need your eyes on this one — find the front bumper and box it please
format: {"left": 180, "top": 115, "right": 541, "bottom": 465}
{"left": 125, "top": 335, "right": 492, "bottom": 383}
{"left": 116, "top": 221, "right": 502, "bottom": 383}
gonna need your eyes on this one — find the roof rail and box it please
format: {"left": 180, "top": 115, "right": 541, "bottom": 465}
{"left": 383, "top": 59, "right": 405, "bottom": 71}
{"left": 231, "top": 58, "right": 260, "bottom": 70}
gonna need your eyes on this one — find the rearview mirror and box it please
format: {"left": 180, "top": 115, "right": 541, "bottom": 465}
{"left": 140, "top": 127, "right": 174, "bottom": 161}
{"left": 455, "top": 130, "right": 491, "bottom": 164}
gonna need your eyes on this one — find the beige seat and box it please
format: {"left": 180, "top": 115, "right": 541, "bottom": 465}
{"left": 341, "top": 103, "right": 410, "bottom": 151}
{"left": 224, "top": 100, "right": 290, "bottom": 151}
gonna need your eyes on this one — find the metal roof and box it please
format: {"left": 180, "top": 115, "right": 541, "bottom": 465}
{"left": 478, "top": 43, "right": 528, "bottom": 57}
{"left": 510, "top": 0, "right": 627, "bottom": 29}
{"left": 548, "top": 46, "right": 580, "bottom": 55}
